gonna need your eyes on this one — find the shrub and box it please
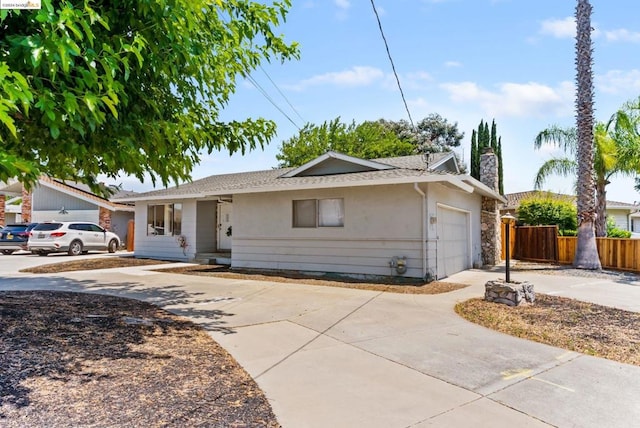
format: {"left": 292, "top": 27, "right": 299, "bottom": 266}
{"left": 606, "top": 217, "right": 632, "bottom": 238}
{"left": 517, "top": 194, "right": 577, "bottom": 234}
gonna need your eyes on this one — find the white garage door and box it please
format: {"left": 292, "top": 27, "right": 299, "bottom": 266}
{"left": 437, "top": 205, "right": 470, "bottom": 278}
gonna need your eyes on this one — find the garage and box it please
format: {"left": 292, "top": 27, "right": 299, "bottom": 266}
{"left": 436, "top": 204, "right": 471, "bottom": 278}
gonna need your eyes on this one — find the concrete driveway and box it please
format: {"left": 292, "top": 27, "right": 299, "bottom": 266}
{"left": 1, "top": 254, "right": 639, "bottom": 427}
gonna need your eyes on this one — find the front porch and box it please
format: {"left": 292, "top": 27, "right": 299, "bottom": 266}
{"left": 194, "top": 251, "right": 231, "bottom": 265}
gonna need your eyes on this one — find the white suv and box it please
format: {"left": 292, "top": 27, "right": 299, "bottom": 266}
{"left": 28, "top": 222, "right": 120, "bottom": 256}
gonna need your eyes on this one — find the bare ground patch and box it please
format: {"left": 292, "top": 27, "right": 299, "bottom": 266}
{"left": 20, "top": 256, "right": 169, "bottom": 274}
{"left": 455, "top": 294, "right": 640, "bottom": 366}
{"left": 0, "top": 290, "right": 278, "bottom": 427}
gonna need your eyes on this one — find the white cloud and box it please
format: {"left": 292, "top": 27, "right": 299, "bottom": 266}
{"left": 334, "top": 0, "right": 350, "bottom": 19}
{"left": 444, "top": 61, "right": 462, "bottom": 68}
{"left": 286, "top": 66, "right": 385, "bottom": 91}
{"left": 539, "top": 17, "right": 575, "bottom": 39}
{"left": 440, "top": 80, "right": 574, "bottom": 118}
{"left": 604, "top": 28, "right": 640, "bottom": 43}
{"left": 539, "top": 17, "right": 640, "bottom": 44}
{"left": 405, "top": 71, "right": 433, "bottom": 88}
{"left": 380, "top": 71, "right": 433, "bottom": 92}
{"left": 596, "top": 69, "right": 640, "bottom": 95}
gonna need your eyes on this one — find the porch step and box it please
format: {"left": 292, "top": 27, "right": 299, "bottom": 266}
{"left": 194, "top": 252, "right": 231, "bottom": 266}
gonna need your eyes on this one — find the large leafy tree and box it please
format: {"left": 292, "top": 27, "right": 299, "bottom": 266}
{"left": 0, "top": 0, "right": 299, "bottom": 192}
{"left": 614, "top": 97, "right": 640, "bottom": 195}
{"left": 573, "top": 0, "right": 601, "bottom": 269}
{"left": 377, "top": 113, "right": 464, "bottom": 153}
{"left": 276, "top": 118, "right": 415, "bottom": 167}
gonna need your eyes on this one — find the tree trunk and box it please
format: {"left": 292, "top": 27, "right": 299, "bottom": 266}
{"left": 595, "top": 178, "right": 607, "bottom": 237}
{"left": 573, "top": 0, "right": 602, "bottom": 269}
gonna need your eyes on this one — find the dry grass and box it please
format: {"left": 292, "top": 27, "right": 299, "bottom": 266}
{"left": 0, "top": 290, "right": 278, "bottom": 427}
{"left": 455, "top": 294, "right": 640, "bottom": 366}
{"left": 20, "top": 256, "right": 168, "bottom": 274}
{"left": 20, "top": 257, "right": 469, "bottom": 294}
{"left": 157, "top": 264, "right": 469, "bottom": 294}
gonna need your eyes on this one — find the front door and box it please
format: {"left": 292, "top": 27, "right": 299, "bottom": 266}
{"left": 217, "top": 203, "right": 233, "bottom": 251}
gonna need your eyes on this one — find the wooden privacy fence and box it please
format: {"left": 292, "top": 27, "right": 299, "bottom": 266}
{"left": 515, "top": 226, "right": 558, "bottom": 263}
{"left": 501, "top": 224, "right": 640, "bottom": 273}
{"left": 126, "top": 219, "right": 135, "bottom": 251}
{"left": 558, "top": 236, "right": 640, "bottom": 272}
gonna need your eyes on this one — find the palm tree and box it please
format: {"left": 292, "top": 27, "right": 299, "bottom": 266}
{"left": 533, "top": 119, "right": 638, "bottom": 237}
{"left": 573, "top": 0, "right": 600, "bottom": 269}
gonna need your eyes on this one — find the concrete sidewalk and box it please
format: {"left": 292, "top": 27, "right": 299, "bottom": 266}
{"left": 1, "top": 257, "right": 639, "bottom": 427}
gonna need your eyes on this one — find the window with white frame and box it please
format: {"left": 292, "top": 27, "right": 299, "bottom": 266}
{"left": 147, "top": 203, "right": 182, "bottom": 236}
{"left": 293, "top": 198, "right": 344, "bottom": 228}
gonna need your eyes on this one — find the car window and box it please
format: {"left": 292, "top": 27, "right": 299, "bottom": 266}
{"left": 33, "top": 223, "right": 62, "bottom": 231}
{"left": 69, "top": 224, "right": 85, "bottom": 231}
{"left": 88, "top": 224, "right": 104, "bottom": 232}
{"left": 3, "top": 225, "right": 27, "bottom": 232}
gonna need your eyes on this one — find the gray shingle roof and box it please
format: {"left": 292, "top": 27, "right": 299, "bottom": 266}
{"left": 122, "top": 152, "right": 461, "bottom": 201}
{"left": 501, "top": 191, "right": 638, "bottom": 211}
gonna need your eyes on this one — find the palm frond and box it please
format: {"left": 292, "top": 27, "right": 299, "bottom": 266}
{"left": 534, "top": 157, "right": 577, "bottom": 190}
{"left": 533, "top": 125, "right": 577, "bottom": 154}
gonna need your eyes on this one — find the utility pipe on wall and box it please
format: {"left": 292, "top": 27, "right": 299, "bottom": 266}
{"left": 413, "top": 183, "right": 427, "bottom": 279}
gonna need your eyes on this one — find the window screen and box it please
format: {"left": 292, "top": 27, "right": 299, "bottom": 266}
{"left": 293, "top": 199, "right": 317, "bottom": 228}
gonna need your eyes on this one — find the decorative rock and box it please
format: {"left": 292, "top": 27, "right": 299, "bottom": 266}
{"left": 484, "top": 279, "right": 535, "bottom": 306}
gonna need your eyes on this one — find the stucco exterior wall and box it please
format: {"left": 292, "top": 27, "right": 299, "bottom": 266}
{"left": 232, "top": 182, "right": 482, "bottom": 279}
{"left": 233, "top": 184, "right": 424, "bottom": 278}
{"left": 133, "top": 200, "right": 197, "bottom": 261}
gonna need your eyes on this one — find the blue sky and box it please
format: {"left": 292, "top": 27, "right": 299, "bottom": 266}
{"left": 123, "top": 0, "right": 640, "bottom": 203}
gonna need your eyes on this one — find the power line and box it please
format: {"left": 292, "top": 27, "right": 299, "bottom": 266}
{"left": 369, "top": 0, "right": 415, "bottom": 129}
{"left": 245, "top": 74, "right": 303, "bottom": 131}
{"left": 259, "top": 64, "right": 307, "bottom": 125}
{"left": 218, "top": 13, "right": 303, "bottom": 131}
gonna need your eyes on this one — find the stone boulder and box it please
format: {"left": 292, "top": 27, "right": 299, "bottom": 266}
{"left": 484, "top": 279, "right": 535, "bottom": 307}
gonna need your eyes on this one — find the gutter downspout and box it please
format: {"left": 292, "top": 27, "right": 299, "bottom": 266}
{"left": 414, "top": 183, "right": 427, "bottom": 279}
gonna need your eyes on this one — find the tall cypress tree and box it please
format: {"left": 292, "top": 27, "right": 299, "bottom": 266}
{"left": 471, "top": 118, "right": 504, "bottom": 194}
{"left": 490, "top": 119, "right": 497, "bottom": 151}
{"left": 470, "top": 129, "right": 478, "bottom": 178}
{"left": 497, "top": 136, "right": 504, "bottom": 194}
{"left": 483, "top": 121, "right": 490, "bottom": 149}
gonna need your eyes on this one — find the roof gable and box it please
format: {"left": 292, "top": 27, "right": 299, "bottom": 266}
{"left": 280, "top": 151, "right": 395, "bottom": 178}
{"left": 426, "top": 152, "right": 459, "bottom": 173}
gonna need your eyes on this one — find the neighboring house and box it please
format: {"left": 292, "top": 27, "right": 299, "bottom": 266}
{"left": 0, "top": 177, "right": 135, "bottom": 242}
{"left": 500, "top": 191, "right": 640, "bottom": 232}
{"left": 115, "top": 151, "right": 506, "bottom": 280}
{"left": 1, "top": 196, "right": 22, "bottom": 224}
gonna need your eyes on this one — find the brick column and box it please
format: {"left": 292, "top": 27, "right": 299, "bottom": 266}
{"left": 480, "top": 148, "right": 501, "bottom": 266}
{"left": 21, "top": 187, "right": 32, "bottom": 223}
{"left": 99, "top": 206, "right": 112, "bottom": 231}
{"left": 0, "top": 194, "right": 5, "bottom": 226}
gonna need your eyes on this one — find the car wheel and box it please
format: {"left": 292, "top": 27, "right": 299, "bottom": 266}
{"left": 108, "top": 239, "right": 118, "bottom": 253}
{"left": 68, "top": 240, "right": 83, "bottom": 256}
{"left": 1, "top": 250, "right": 15, "bottom": 255}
